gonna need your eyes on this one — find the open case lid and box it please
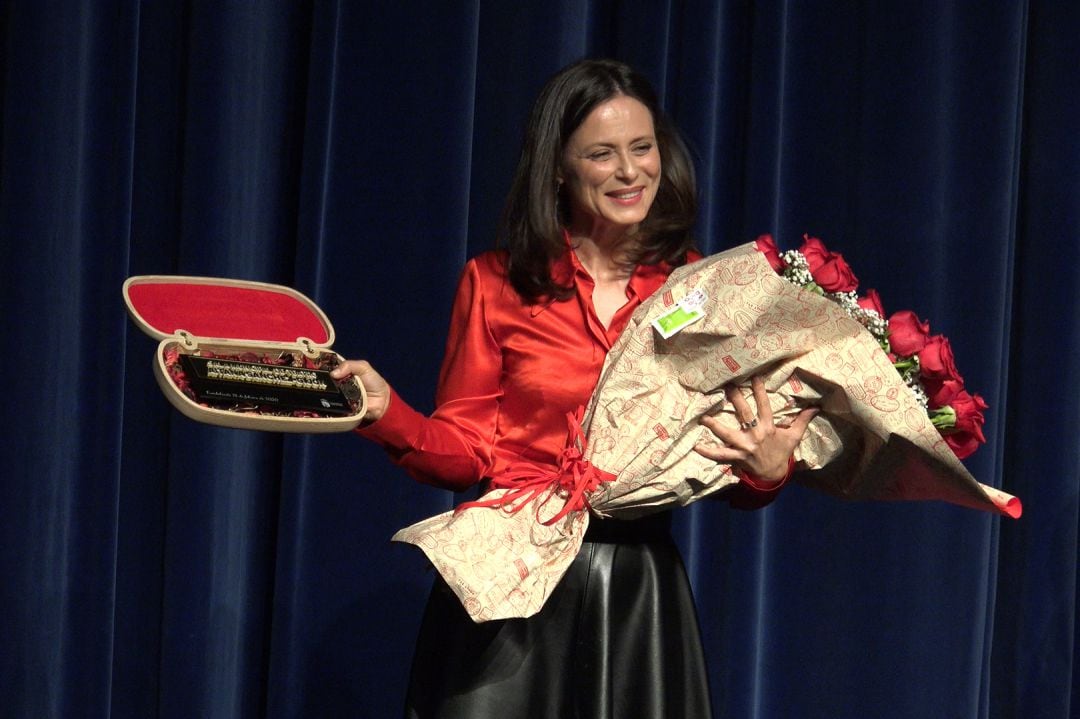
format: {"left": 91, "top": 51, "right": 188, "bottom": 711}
{"left": 122, "top": 275, "right": 365, "bottom": 433}
{"left": 123, "top": 275, "right": 335, "bottom": 348}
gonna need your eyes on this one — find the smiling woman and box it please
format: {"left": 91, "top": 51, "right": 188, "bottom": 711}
{"left": 331, "top": 58, "right": 813, "bottom": 718}
{"left": 496, "top": 59, "right": 699, "bottom": 307}
{"left": 558, "top": 95, "right": 662, "bottom": 241}
{"left": 558, "top": 95, "right": 665, "bottom": 326}
{"left": 560, "top": 95, "right": 663, "bottom": 326}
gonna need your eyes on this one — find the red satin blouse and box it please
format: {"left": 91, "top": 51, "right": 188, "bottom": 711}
{"left": 359, "top": 245, "right": 785, "bottom": 508}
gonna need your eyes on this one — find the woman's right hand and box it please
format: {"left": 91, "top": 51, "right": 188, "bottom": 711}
{"left": 331, "top": 359, "right": 391, "bottom": 423}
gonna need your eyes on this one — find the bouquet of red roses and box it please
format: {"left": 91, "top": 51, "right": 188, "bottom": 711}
{"left": 755, "top": 234, "right": 988, "bottom": 460}
{"left": 392, "top": 239, "right": 1017, "bottom": 622}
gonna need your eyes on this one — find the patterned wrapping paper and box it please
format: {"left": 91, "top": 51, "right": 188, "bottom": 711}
{"left": 392, "top": 243, "right": 1020, "bottom": 622}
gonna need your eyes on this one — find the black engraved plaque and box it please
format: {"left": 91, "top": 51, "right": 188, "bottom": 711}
{"left": 179, "top": 355, "right": 359, "bottom": 416}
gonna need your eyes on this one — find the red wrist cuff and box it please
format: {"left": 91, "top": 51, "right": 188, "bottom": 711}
{"left": 355, "top": 387, "right": 423, "bottom": 448}
{"left": 736, "top": 455, "right": 796, "bottom": 493}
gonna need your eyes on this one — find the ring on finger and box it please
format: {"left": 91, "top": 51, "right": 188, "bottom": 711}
{"left": 739, "top": 418, "right": 758, "bottom": 430}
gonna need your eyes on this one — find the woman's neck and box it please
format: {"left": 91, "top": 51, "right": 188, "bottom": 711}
{"left": 567, "top": 225, "right": 637, "bottom": 284}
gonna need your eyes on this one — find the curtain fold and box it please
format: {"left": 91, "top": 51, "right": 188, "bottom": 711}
{"left": 991, "top": 2, "right": 1080, "bottom": 716}
{"left": 1, "top": 2, "right": 1075, "bottom": 717}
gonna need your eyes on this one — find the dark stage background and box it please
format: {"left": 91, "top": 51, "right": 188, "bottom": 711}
{"left": 1, "top": 2, "right": 1077, "bottom": 718}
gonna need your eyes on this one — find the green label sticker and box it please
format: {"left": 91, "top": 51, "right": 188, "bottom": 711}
{"left": 652, "top": 289, "right": 707, "bottom": 339}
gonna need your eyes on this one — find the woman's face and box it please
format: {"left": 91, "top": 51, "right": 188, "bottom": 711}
{"left": 559, "top": 95, "right": 661, "bottom": 236}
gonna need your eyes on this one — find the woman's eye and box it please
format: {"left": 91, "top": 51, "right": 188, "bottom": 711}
{"left": 589, "top": 150, "right": 613, "bottom": 161}
{"left": 633, "top": 143, "right": 653, "bottom": 155}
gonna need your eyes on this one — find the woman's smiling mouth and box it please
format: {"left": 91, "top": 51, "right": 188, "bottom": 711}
{"left": 606, "top": 187, "right": 646, "bottom": 205}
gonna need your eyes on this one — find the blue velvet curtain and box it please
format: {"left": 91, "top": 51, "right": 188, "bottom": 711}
{"left": 2, "top": 2, "right": 1076, "bottom": 717}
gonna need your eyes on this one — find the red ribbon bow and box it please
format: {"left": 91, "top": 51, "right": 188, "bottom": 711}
{"left": 456, "top": 407, "right": 616, "bottom": 526}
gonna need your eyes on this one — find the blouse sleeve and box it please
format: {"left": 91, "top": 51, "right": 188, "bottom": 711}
{"left": 356, "top": 258, "right": 502, "bottom": 491}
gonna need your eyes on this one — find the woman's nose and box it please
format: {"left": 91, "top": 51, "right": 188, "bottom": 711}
{"left": 615, "top": 151, "right": 638, "bottom": 181}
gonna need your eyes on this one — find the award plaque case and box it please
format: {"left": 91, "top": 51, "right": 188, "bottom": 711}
{"left": 123, "top": 275, "right": 367, "bottom": 432}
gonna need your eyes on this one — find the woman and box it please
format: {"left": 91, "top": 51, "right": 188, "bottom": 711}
{"left": 332, "top": 59, "right": 814, "bottom": 718}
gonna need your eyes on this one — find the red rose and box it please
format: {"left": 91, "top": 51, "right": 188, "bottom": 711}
{"left": 799, "top": 235, "right": 859, "bottom": 292}
{"left": 754, "top": 234, "right": 785, "bottom": 272}
{"left": 923, "top": 378, "right": 963, "bottom": 409}
{"left": 887, "top": 310, "right": 931, "bottom": 356}
{"left": 917, "top": 335, "right": 962, "bottom": 384}
{"left": 857, "top": 288, "right": 885, "bottom": 317}
{"left": 943, "top": 390, "right": 988, "bottom": 459}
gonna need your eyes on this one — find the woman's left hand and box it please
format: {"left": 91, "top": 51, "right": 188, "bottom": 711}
{"left": 693, "top": 375, "right": 817, "bottom": 484}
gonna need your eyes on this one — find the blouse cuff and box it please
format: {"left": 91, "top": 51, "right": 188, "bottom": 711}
{"left": 355, "top": 387, "right": 424, "bottom": 450}
{"left": 736, "top": 455, "right": 796, "bottom": 495}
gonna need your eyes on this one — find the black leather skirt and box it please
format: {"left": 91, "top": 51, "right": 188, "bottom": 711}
{"left": 404, "top": 512, "right": 712, "bottom": 718}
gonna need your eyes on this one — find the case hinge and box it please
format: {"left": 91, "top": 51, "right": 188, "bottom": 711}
{"left": 297, "top": 337, "right": 321, "bottom": 359}
{"left": 176, "top": 330, "right": 199, "bottom": 351}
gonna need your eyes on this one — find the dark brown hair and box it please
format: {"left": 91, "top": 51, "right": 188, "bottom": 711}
{"left": 498, "top": 58, "right": 697, "bottom": 303}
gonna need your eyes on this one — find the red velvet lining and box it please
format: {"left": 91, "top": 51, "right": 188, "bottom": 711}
{"left": 128, "top": 282, "right": 330, "bottom": 343}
